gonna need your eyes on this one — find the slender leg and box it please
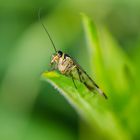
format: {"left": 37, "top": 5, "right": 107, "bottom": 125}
{"left": 72, "top": 77, "right": 77, "bottom": 89}
{"left": 69, "top": 68, "right": 78, "bottom": 89}
{"left": 77, "top": 68, "right": 82, "bottom": 82}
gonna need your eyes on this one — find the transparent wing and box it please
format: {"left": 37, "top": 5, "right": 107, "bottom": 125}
{"left": 71, "top": 57, "right": 107, "bottom": 99}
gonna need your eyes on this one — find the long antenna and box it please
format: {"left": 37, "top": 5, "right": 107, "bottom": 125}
{"left": 38, "top": 8, "right": 57, "bottom": 53}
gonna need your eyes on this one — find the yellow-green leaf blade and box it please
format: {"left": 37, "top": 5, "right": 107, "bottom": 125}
{"left": 42, "top": 71, "right": 131, "bottom": 140}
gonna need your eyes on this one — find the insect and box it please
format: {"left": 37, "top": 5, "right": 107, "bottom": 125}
{"left": 39, "top": 10, "right": 107, "bottom": 99}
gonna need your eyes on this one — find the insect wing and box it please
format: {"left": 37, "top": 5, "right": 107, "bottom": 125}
{"left": 72, "top": 59, "right": 107, "bottom": 99}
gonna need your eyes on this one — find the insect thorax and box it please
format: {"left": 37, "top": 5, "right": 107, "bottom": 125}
{"left": 57, "top": 54, "right": 75, "bottom": 74}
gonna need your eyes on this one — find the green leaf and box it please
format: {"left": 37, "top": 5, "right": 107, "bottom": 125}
{"left": 42, "top": 71, "right": 130, "bottom": 140}
{"left": 81, "top": 13, "right": 106, "bottom": 87}
{"left": 99, "top": 28, "right": 134, "bottom": 94}
{"left": 82, "top": 13, "right": 135, "bottom": 98}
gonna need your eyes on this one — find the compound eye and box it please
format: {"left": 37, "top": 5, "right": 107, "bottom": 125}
{"left": 57, "top": 51, "right": 63, "bottom": 57}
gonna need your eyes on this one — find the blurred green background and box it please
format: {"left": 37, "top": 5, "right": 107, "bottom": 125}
{"left": 0, "top": 0, "right": 140, "bottom": 140}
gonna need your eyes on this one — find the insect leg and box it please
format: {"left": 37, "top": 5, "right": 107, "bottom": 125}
{"left": 70, "top": 70, "right": 78, "bottom": 89}
{"left": 72, "top": 77, "right": 77, "bottom": 89}
{"left": 77, "top": 68, "right": 82, "bottom": 82}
